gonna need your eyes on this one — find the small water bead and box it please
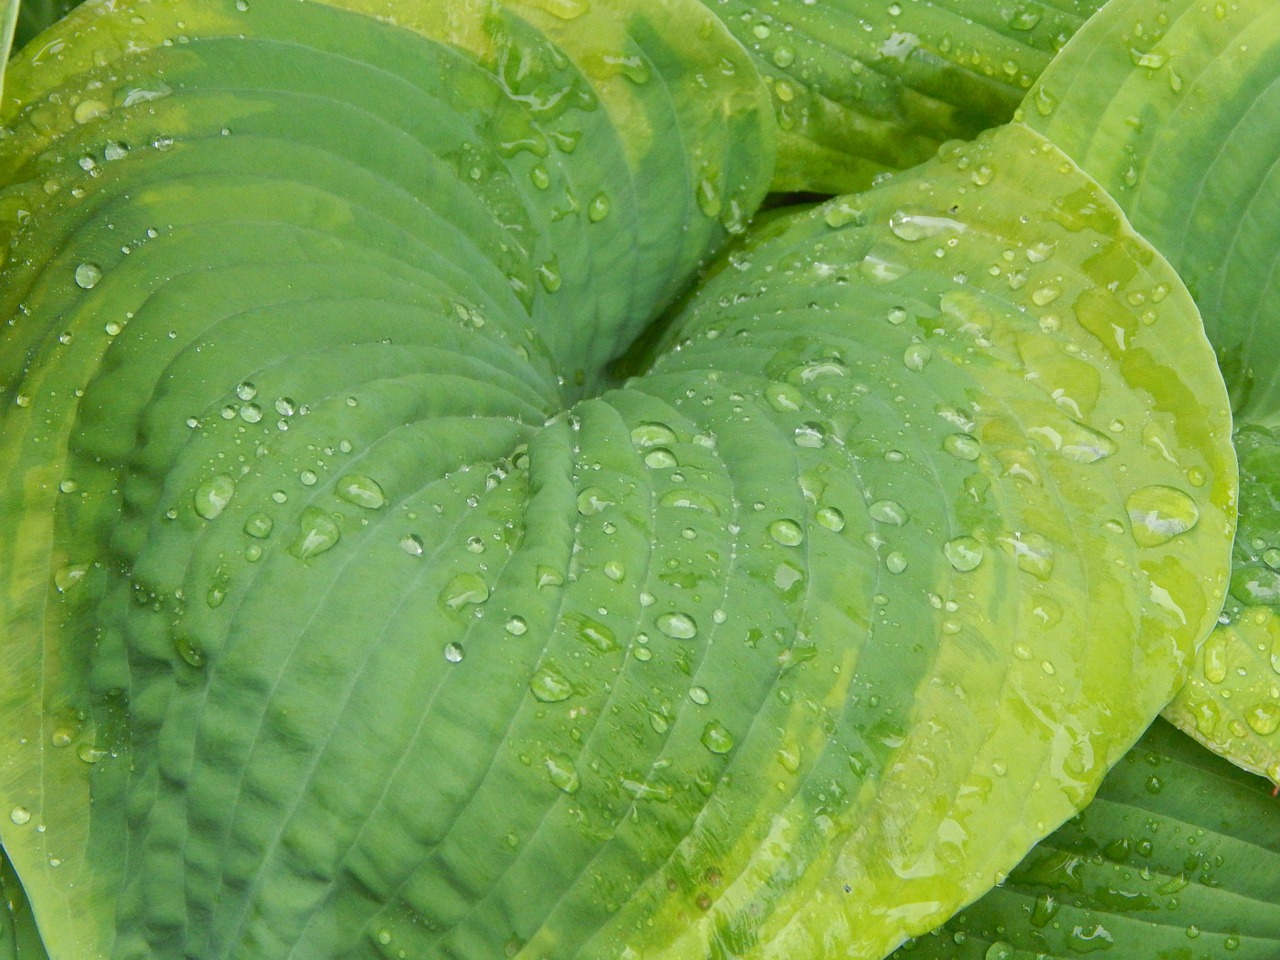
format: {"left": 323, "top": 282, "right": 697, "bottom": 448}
{"left": 1030, "top": 283, "right": 1062, "bottom": 306}
{"left": 602, "top": 560, "right": 626, "bottom": 582}
{"left": 688, "top": 686, "right": 710, "bottom": 705}
{"left": 10, "top": 806, "right": 31, "bottom": 826}
{"left": 943, "top": 536, "right": 984, "bottom": 572}
{"left": 274, "top": 397, "right": 296, "bottom": 416}
{"left": 443, "top": 642, "right": 465, "bottom": 663}
{"left": 336, "top": 474, "right": 386, "bottom": 509}
{"left": 299, "top": 470, "right": 318, "bottom": 486}
{"left": 74, "top": 262, "right": 102, "bottom": 289}
{"left": 943, "top": 433, "right": 981, "bottom": 461}
{"left": 376, "top": 930, "right": 393, "bottom": 947}
{"left": 441, "top": 572, "right": 489, "bottom": 610}
{"left": 768, "top": 519, "right": 804, "bottom": 546}
{"left": 701, "top": 721, "right": 734, "bottom": 754}
{"left": 58, "top": 478, "right": 78, "bottom": 494}
{"left": 292, "top": 508, "right": 340, "bottom": 559}
{"left": 193, "top": 475, "right": 236, "bottom": 520}
{"left": 400, "top": 533, "right": 424, "bottom": 556}
{"left": 885, "top": 551, "right": 908, "bottom": 574}
{"left": 633, "top": 646, "right": 653, "bottom": 662}
{"left": 530, "top": 664, "right": 572, "bottom": 702}
{"left": 868, "top": 499, "right": 909, "bottom": 526}
{"left": 656, "top": 612, "right": 697, "bottom": 640}
{"left": 1126, "top": 485, "right": 1201, "bottom": 547}
{"left": 235, "top": 381, "right": 257, "bottom": 401}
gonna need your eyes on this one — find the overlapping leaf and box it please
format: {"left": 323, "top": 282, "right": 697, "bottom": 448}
{"left": 889, "top": 720, "right": 1280, "bottom": 960}
{"left": 697, "top": 0, "right": 1106, "bottom": 194}
{"left": 1020, "top": 0, "right": 1280, "bottom": 786}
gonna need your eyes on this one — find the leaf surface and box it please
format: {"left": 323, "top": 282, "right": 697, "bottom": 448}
{"left": 698, "top": 0, "right": 1106, "bottom": 194}
{"left": 1020, "top": 0, "right": 1280, "bottom": 785}
{"left": 889, "top": 719, "right": 1280, "bottom": 960}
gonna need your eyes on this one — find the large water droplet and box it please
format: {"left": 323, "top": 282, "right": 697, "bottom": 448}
{"left": 441, "top": 572, "right": 489, "bottom": 610}
{"left": 902, "top": 343, "right": 932, "bottom": 371}
{"left": 768, "top": 519, "right": 804, "bottom": 546}
{"left": 545, "top": 753, "right": 580, "bottom": 793}
{"left": 1126, "top": 485, "right": 1200, "bottom": 547}
{"left": 657, "top": 612, "right": 697, "bottom": 639}
{"left": 943, "top": 536, "right": 984, "bottom": 572}
{"left": 700, "top": 721, "right": 734, "bottom": 754}
{"left": 194, "top": 475, "right": 236, "bottom": 520}
{"left": 868, "top": 499, "right": 909, "bottom": 526}
{"left": 400, "top": 533, "right": 424, "bottom": 556}
{"left": 816, "top": 506, "right": 845, "bottom": 532}
{"left": 631, "top": 421, "right": 677, "bottom": 447}
{"left": 530, "top": 664, "right": 572, "bottom": 702}
{"left": 943, "top": 433, "right": 981, "bottom": 461}
{"left": 443, "top": 641, "right": 465, "bottom": 663}
{"left": 335, "top": 474, "right": 385, "bottom": 509}
{"left": 1246, "top": 701, "right": 1280, "bottom": 736}
{"left": 74, "top": 262, "right": 102, "bottom": 289}
{"left": 1002, "top": 532, "right": 1055, "bottom": 580}
{"left": 291, "top": 507, "right": 340, "bottom": 559}
{"left": 243, "top": 513, "right": 273, "bottom": 538}
{"left": 10, "top": 805, "right": 31, "bottom": 825}
{"left": 984, "top": 942, "right": 1015, "bottom": 960}
{"left": 889, "top": 210, "right": 966, "bottom": 241}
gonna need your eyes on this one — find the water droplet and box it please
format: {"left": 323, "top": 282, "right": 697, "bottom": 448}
{"left": 299, "top": 470, "right": 318, "bottom": 486}
{"left": 943, "top": 536, "right": 984, "bottom": 572}
{"left": 868, "top": 499, "right": 908, "bottom": 526}
{"left": 537, "top": 257, "right": 561, "bottom": 293}
{"left": 657, "top": 612, "right": 697, "bottom": 639}
{"left": 1031, "top": 283, "right": 1062, "bottom": 306}
{"left": 696, "top": 175, "right": 721, "bottom": 218}
{"left": 765, "top": 382, "right": 805, "bottom": 412}
{"left": 768, "top": 519, "right": 804, "bottom": 546}
{"left": 291, "top": 507, "right": 340, "bottom": 559}
{"left": 530, "top": 664, "right": 572, "bottom": 701}
{"left": 631, "top": 421, "right": 677, "bottom": 447}
{"left": 576, "top": 487, "right": 613, "bottom": 516}
{"left": 74, "top": 262, "right": 102, "bottom": 289}
{"left": 688, "top": 685, "right": 710, "bottom": 705}
{"left": 885, "top": 551, "right": 908, "bottom": 574}
{"left": 1129, "top": 47, "right": 1167, "bottom": 69}
{"left": 902, "top": 343, "right": 932, "bottom": 371}
{"left": 400, "top": 533, "right": 424, "bottom": 556}
{"left": 587, "top": 192, "right": 611, "bottom": 222}
{"left": 54, "top": 563, "right": 89, "bottom": 593}
{"left": 1246, "top": 701, "right": 1280, "bottom": 736}
{"left": 443, "top": 641, "right": 465, "bottom": 663}
{"left": 194, "top": 475, "right": 236, "bottom": 520}
{"left": 1002, "top": 532, "right": 1055, "bottom": 580}
{"left": 943, "top": 433, "right": 981, "bottom": 461}
{"left": 336, "top": 474, "right": 385, "bottom": 509}
{"left": 243, "top": 513, "right": 273, "bottom": 538}
{"left": 985, "top": 942, "right": 1015, "bottom": 960}
{"left": 545, "top": 753, "right": 580, "bottom": 793}
{"left": 441, "top": 572, "right": 489, "bottom": 610}
{"left": 644, "top": 448, "right": 678, "bottom": 469}
{"left": 815, "top": 506, "right": 845, "bottom": 532}
{"left": 1126, "top": 485, "right": 1200, "bottom": 547}
{"left": 688, "top": 720, "right": 740, "bottom": 770}
{"left": 505, "top": 616, "right": 528, "bottom": 636}
{"left": 174, "top": 635, "right": 206, "bottom": 668}
{"left": 10, "top": 806, "right": 31, "bottom": 825}
{"left": 889, "top": 210, "right": 965, "bottom": 241}
{"left": 376, "top": 930, "right": 392, "bottom": 946}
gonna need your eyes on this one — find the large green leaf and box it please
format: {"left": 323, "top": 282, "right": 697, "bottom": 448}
{"left": 0, "top": 847, "right": 49, "bottom": 960}
{"left": 0, "top": 0, "right": 1236, "bottom": 958}
{"left": 698, "top": 0, "right": 1106, "bottom": 194}
{"left": 889, "top": 719, "right": 1280, "bottom": 960}
{"left": 1019, "top": 0, "right": 1280, "bottom": 786}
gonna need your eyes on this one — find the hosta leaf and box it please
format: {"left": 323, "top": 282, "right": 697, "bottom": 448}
{"left": 0, "top": 847, "right": 49, "bottom": 960}
{"left": 614, "top": 119, "right": 1232, "bottom": 958}
{"left": 698, "top": 0, "right": 1106, "bottom": 194}
{"left": 1019, "top": 0, "right": 1280, "bottom": 784}
{"left": 0, "top": 0, "right": 773, "bottom": 956}
{"left": 11, "top": 0, "right": 76, "bottom": 54}
{"left": 889, "top": 719, "right": 1280, "bottom": 960}
{"left": 0, "top": 1, "right": 1236, "bottom": 959}
{"left": 1162, "top": 425, "right": 1280, "bottom": 786}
